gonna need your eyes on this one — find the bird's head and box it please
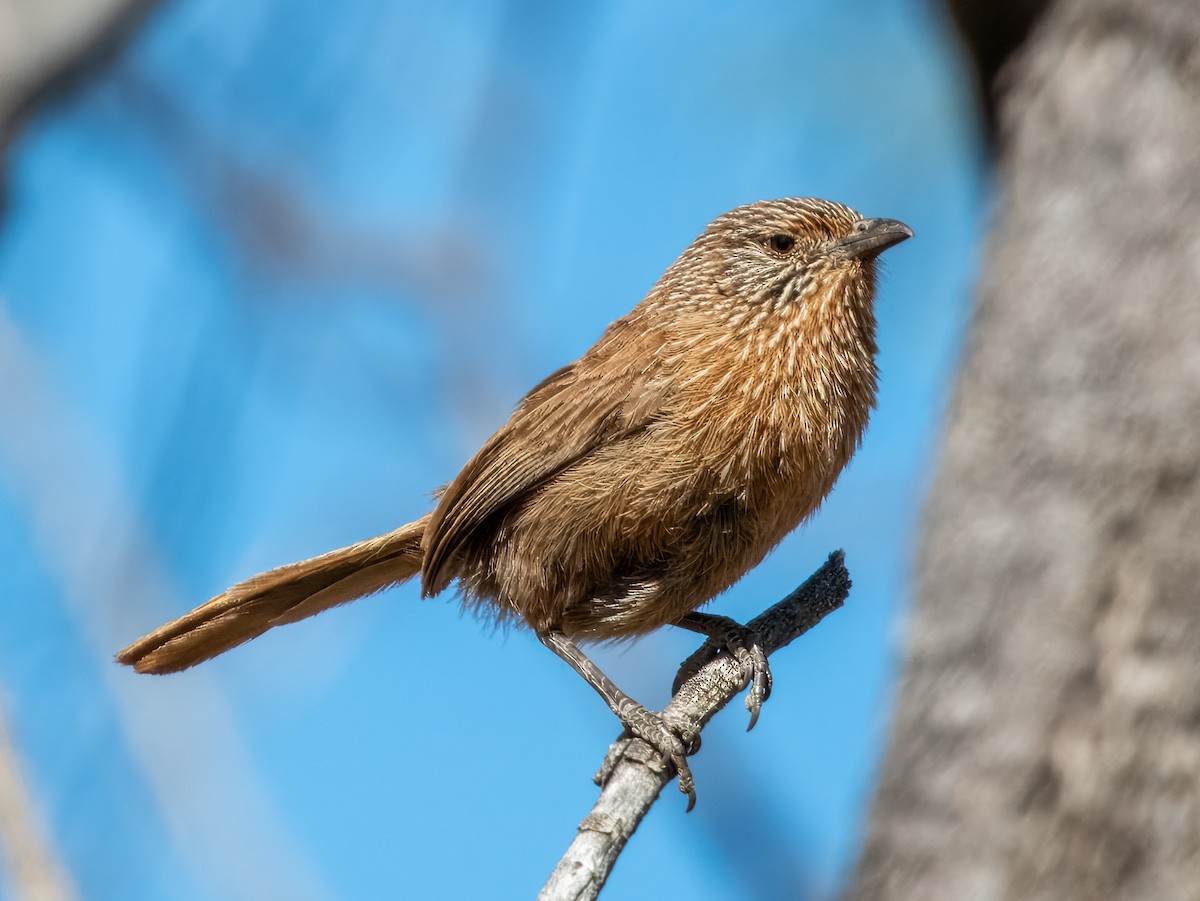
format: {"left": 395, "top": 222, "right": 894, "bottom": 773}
{"left": 661, "top": 197, "right": 913, "bottom": 310}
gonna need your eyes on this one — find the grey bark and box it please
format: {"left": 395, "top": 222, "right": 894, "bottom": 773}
{"left": 851, "top": 0, "right": 1200, "bottom": 899}
{"left": 539, "top": 553, "right": 851, "bottom": 901}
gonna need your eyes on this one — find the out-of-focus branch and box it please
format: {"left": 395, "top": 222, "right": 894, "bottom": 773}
{"left": 0, "top": 702, "right": 78, "bottom": 901}
{"left": 538, "top": 552, "right": 851, "bottom": 901}
{"left": 941, "top": 0, "right": 1049, "bottom": 134}
{"left": 0, "top": 0, "right": 158, "bottom": 154}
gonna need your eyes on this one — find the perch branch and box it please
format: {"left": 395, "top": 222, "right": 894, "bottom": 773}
{"left": 538, "top": 550, "right": 851, "bottom": 901}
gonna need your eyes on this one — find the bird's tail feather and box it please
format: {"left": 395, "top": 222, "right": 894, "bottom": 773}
{"left": 117, "top": 513, "right": 431, "bottom": 674}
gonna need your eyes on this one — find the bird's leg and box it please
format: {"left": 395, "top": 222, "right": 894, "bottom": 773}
{"left": 671, "top": 612, "right": 772, "bottom": 731}
{"left": 538, "top": 629, "right": 698, "bottom": 810}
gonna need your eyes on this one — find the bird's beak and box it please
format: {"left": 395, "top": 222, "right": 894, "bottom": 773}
{"left": 834, "top": 218, "right": 914, "bottom": 260}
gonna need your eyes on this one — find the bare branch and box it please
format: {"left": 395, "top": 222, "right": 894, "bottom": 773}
{"left": 0, "top": 0, "right": 159, "bottom": 155}
{"left": 538, "top": 551, "right": 851, "bottom": 901}
{"left": 0, "top": 700, "right": 78, "bottom": 901}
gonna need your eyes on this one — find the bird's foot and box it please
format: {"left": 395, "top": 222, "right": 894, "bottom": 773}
{"left": 537, "top": 629, "right": 701, "bottom": 809}
{"left": 595, "top": 704, "right": 700, "bottom": 811}
{"left": 672, "top": 614, "right": 772, "bottom": 730}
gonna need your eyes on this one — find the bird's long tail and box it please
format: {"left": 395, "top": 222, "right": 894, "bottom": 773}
{"left": 117, "top": 513, "right": 431, "bottom": 674}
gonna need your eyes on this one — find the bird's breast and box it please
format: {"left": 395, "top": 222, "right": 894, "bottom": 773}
{"left": 656, "top": 294, "right": 877, "bottom": 533}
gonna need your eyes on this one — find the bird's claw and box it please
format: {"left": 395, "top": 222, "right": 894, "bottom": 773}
{"left": 672, "top": 618, "right": 772, "bottom": 731}
{"left": 596, "top": 707, "right": 700, "bottom": 810}
{"left": 733, "top": 638, "right": 772, "bottom": 731}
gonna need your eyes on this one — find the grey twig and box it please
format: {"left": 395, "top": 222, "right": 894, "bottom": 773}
{"left": 0, "top": 698, "right": 78, "bottom": 901}
{"left": 537, "top": 551, "right": 851, "bottom": 901}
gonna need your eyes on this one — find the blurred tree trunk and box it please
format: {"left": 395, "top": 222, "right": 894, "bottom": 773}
{"left": 850, "top": 0, "right": 1200, "bottom": 898}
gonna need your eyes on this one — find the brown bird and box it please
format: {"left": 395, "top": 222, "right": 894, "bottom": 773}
{"left": 118, "top": 197, "right": 911, "bottom": 806}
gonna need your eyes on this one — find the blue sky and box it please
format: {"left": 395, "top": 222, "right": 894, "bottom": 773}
{"left": 0, "top": 2, "right": 984, "bottom": 898}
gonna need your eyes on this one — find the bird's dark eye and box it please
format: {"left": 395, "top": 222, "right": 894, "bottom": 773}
{"left": 766, "top": 233, "right": 795, "bottom": 254}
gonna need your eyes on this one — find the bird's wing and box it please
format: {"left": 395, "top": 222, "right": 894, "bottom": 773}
{"left": 421, "top": 318, "right": 669, "bottom": 595}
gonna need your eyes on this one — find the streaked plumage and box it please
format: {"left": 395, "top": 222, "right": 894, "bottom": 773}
{"left": 118, "top": 199, "right": 911, "bottom": 772}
